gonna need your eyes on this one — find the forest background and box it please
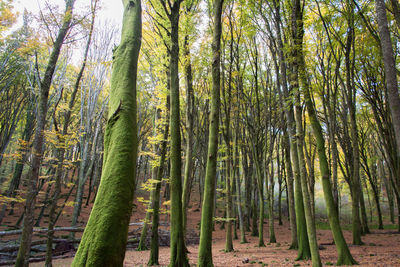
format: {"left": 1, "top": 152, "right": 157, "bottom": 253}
{"left": 1, "top": 0, "right": 400, "bottom": 266}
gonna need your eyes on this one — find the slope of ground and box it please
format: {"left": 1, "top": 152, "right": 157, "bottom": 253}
{"left": 1, "top": 183, "right": 400, "bottom": 266}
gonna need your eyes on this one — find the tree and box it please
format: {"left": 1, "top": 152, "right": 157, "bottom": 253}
{"left": 156, "top": 0, "right": 190, "bottom": 265}
{"left": 182, "top": 0, "right": 198, "bottom": 239}
{"left": 148, "top": 102, "right": 170, "bottom": 265}
{"left": 297, "top": 1, "right": 358, "bottom": 263}
{"left": 291, "top": 0, "right": 320, "bottom": 264}
{"left": 375, "top": 1, "right": 400, "bottom": 228}
{"left": 45, "top": 2, "right": 98, "bottom": 266}
{"left": 15, "top": 1, "right": 76, "bottom": 266}
{"left": 71, "top": 0, "right": 141, "bottom": 265}
{"left": 198, "top": 0, "right": 224, "bottom": 266}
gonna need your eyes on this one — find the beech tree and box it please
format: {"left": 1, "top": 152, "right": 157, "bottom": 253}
{"left": 15, "top": 1, "right": 76, "bottom": 266}
{"left": 72, "top": 0, "right": 141, "bottom": 265}
{"left": 198, "top": 0, "right": 224, "bottom": 266}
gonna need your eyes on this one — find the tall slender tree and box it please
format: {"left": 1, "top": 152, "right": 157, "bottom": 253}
{"left": 15, "top": 1, "right": 76, "bottom": 266}
{"left": 45, "top": 2, "right": 97, "bottom": 266}
{"left": 161, "top": 0, "right": 190, "bottom": 265}
{"left": 182, "top": 0, "right": 198, "bottom": 238}
{"left": 149, "top": 101, "right": 170, "bottom": 266}
{"left": 198, "top": 0, "right": 224, "bottom": 266}
{"left": 297, "top": 1, "right": 358, "bottom": 264}
{"left": 375, "top": 0, "right": 400, "bottom": 212}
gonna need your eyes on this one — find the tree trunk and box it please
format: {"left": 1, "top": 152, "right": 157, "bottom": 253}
{"left": 298, "top": 4, "right": 357, "bottom": 263}
{"left": 292, "top": 0, "right": 321, "bottom": 265}
{"left": 46, "top": 3, "right": 96, "bottom": 265}
{"left": 381, "top": 160, "right": 395, "bottom": 224}
{"left": 253, "top": 144, "right": 265, "bottom": 247}
{"left": 148, "top": 104, "right": 170, "bottom": 266}
{"left": 375, "top": 0, "right": 400, "bottom": 229}
{"left": 294, "top": 95, "right": 319, "bottom": 265}
{"left": 268, "top": 157, "right": 276, "bottom": 243}
{"left": 198, "top": 0, "right": 224, "bottom": 266}
{"left": 284, "top": 131, "right": 297, "bottom": 248}
{"left": 167, "top": 1, "right": 189, "bottom": 266}
{"left": 359, "top": 179, "right": 370, "bottom": 234}
{"left": 71, "top": 1, "right": 141, "bottom": 265}
{"left": 182, "top": 32, "right": 195, "bottom": 240}
{"left": 251, "top": 174, "right": 258, "bottom": 237}
{"left": 234, "top": 131, "right": 247, "bottom": 243}
{"left": 15, "top": 1, "right": 75, "bottom": 266}
{"left": 242, "top": 145, "right": 252, "bottom": 232}
{"left": 271, "top": 0, "right": 298, "bottom": 249}
{"left": 277, "top": 140, "right": 283, "bottom": 226}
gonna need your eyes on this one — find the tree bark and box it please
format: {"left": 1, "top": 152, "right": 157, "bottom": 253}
{"left": 292, "top": 0, "right": 321, "bottom": 265}
{"left": 271, "top": 0, "right": 298, "bottom": 249}
{"left": 182, "top": 31, "right": 195, "bottom": 240}
{"left": 198, "top": 0, "right": 224, "bottom": 266}
{"left": 375, "top": 0, "right": 400, "bottom": 230}
{"left": 71, "top": 1, "right": 141, "bottom": 265}
{"left": 297, "top": 1, "right": 357, "bottom": 263}
{"left": 148, "top": 104, "right": 170, "bottom": 266}
{"left": 166, "top": 1, "right": 189, "bottom": 266}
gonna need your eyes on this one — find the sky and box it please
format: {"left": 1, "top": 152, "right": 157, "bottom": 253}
{"left": 13, "top": 0, "right": 124, "bottom": 28}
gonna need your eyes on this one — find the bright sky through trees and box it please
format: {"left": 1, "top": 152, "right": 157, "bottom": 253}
{"left": 14, "top": 0, "right": 123, "bottom": 27}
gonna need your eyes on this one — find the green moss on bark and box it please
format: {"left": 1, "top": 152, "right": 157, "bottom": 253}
{"left": 198, "top": 1, "right": 224, "bottom": 266}
{"left": 71, "top": 1, "right": 141, "bottom": 266}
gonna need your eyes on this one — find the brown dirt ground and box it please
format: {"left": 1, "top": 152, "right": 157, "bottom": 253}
{"left": 32, "top": 219, "right": 400, "bottom": 267}
{"left": 2, "top": 184, "right": 400, "bottom": 267}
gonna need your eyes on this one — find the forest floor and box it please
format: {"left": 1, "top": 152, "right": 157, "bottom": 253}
{"left": 1, "top": 184, "right": 400, "bottom": 266}
{"left": 35, "top": 217, "right": 400, "bottom": 267}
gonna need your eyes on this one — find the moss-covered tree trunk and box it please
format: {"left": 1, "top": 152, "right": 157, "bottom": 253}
{"left": 252, "top": 143, "right": 265, "bottom": 247}
{"left": 224, "top": 151, "right": 234, "bottom": 251}
{"left": 271, "top": 0, "right": 298, "bottom": 250}
{"left": 268, "top": 157, "right": 276, "bottom": 243}
{"left": 294, "top": 95, "right": 321, "bottom": 266}
{"left": 291, "top": 0, "right": 319, "bottom": 265}
{"left": 182, "top": 32, "right": 194, "bottom": 240}
{"left": 235, "top": 126, "right": 247, "bottom": 243}
{"left": 295, "top": 1, "right": 357, "bottom": 264}
{"left": 15, "top": 1, "right": 75, "bottom": 266}
{"left": 251, "top": 176, "right": 258, "bottom": 237}
{"left": 197, "top": 0, "right": 224, "bottom": 266}
{"left": 287, "top": 32, "right": 310, "bottom": 265}
{"left": 359, "top": 184, "right": 370, "bottom": 234}
{"left": 376, "top": 0, "right": 400, "bottom": 178}
{"left": 71, "top": 1, "right": 141, "bottom": 266}
{"left": 300, "top": 53, "right": 358, "bottom": 266}
{"left": 167, "top": 1, "right": 189, "bottom": 266}
{"left": 148, "top": 104, "right": 170, "bottom": 266}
